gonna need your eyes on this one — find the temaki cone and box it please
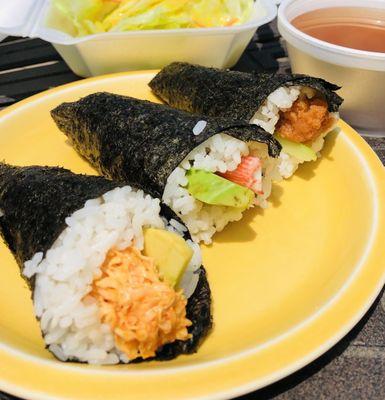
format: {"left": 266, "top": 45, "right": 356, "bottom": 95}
{"left": 149, "top": 62, "right": 343, "bottom": 121}
{"left": 0, "top": 163, "right": 212, "bottom": 363}
{"left": 51, "top": 92, "right": 281, "bottom": 199}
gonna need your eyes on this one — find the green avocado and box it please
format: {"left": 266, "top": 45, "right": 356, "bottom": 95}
{"left": 186, "top": 169, "right": 254, "bottom": 209}
{"left": 274, "top": 135, "right": 317, "bottom": 162}
{"left": 143, "top": 228, "right": 193, "bottom": 287}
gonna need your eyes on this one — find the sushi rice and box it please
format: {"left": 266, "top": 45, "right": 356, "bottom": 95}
{"left": 23, "top": 186, "right": 201, "bottom": 365}
{"left": 163, "top": 134, "right": 280, "bottom": 244}
{"left": 250, "top": 85, "right": 339, "bottom": 179}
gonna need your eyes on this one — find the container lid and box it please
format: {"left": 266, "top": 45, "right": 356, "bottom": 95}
{"left": 0, "top": 0, "right": 44, "bottom": 36}
{"left": 0, "top": 0, "right": 78, "bottom": 44}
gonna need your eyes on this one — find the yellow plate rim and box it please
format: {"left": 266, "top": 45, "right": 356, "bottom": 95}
{"left": 0, "top": 71, "right": 384, "bottom": 400}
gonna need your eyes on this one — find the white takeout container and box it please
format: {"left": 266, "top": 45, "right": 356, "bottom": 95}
{"left": 0, "top": 0, "right": 276, "bottom": 77}
{"left": 278, "top": 0, "right": 385, "bottom": 136}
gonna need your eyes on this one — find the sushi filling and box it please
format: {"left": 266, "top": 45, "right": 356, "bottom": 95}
{"left": 23, "top": 186, "right": 201, "bottom": 364}
{"left": 89, "top": 247, "right": 191, "bottom": 360}
{"left": 163, "top": 133, "right": 280, "bottom": 244}
{"left": 250, "top": 86, "right": 339, "bottom": 178}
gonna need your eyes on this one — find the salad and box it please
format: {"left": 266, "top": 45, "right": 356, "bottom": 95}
{"left": 51, "top": 0, "right": 255, "bottom": 36}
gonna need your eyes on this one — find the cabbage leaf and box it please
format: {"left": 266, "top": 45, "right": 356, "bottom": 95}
{"left": 51, "top": 0, "right": 254, "bottom": 36}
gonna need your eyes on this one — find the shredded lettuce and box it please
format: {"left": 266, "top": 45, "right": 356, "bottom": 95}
{"left": 51, "top": 0, "right": 254, "bottom": 36}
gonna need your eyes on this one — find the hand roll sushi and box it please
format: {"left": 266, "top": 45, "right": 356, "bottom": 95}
{"left": 51, "top": 93, "right": 281, "bottom": 244}
{"left": 0, "top": 163, "right": 211, "bottom": 364}
{"left": 150, "top": 62, "right": 344, "bottom": 179}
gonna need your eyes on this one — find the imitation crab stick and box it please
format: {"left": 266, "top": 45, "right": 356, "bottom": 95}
{"left": 218, "top": 156, "right": 263, "bottom": 195}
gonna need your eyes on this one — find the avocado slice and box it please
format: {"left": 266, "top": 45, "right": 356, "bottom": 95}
{"left": 143, "top": 228, "right": 193, "bottom": 287}
{"left": 274, "top": 135, "right": 317, "bottom": 162}
{"left": 186, "top": 169, "right": 254, "bottom": 209}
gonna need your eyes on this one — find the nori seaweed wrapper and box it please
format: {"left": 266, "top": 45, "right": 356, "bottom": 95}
{"left": 0, "top": 163, "right": 212, "bottom": 361}
{"left": 51, "top": 92, "right": 281, "bottom": 200}
{"left": 0, "top": 163, "right": 116, "bottom": 283}
{"left": 149, "top": 62, "right": 344, "bottom": 121}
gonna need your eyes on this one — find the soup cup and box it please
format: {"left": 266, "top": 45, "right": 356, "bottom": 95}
{"left": 278, "top": 0, "right": 385, "bottom": 136}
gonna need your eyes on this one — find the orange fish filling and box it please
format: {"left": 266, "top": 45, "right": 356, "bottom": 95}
{"left": 90, "top": 247, "right": 192, "bottom": 360}
{"left": 276, "top": 96, "right": 335, "bottom": 143}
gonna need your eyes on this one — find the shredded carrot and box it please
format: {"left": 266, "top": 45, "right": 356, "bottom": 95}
{"left": 90, "top": 247, "right": 191, "bottom": 360}
{"left": 225, "top": 18, "right": 239, "bottom": 27}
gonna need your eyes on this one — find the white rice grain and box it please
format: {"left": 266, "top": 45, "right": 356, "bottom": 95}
{"left": 193, "top": 120, "right": 207, "bottom": 136}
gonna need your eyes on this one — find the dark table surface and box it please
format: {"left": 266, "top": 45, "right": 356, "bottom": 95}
{"left": 0, "top": 18, "right": 384, "bottom": 400}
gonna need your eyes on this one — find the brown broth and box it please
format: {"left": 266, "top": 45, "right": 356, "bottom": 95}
{"left": 292, "top": 7, "right": 385, "bottom": 53}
